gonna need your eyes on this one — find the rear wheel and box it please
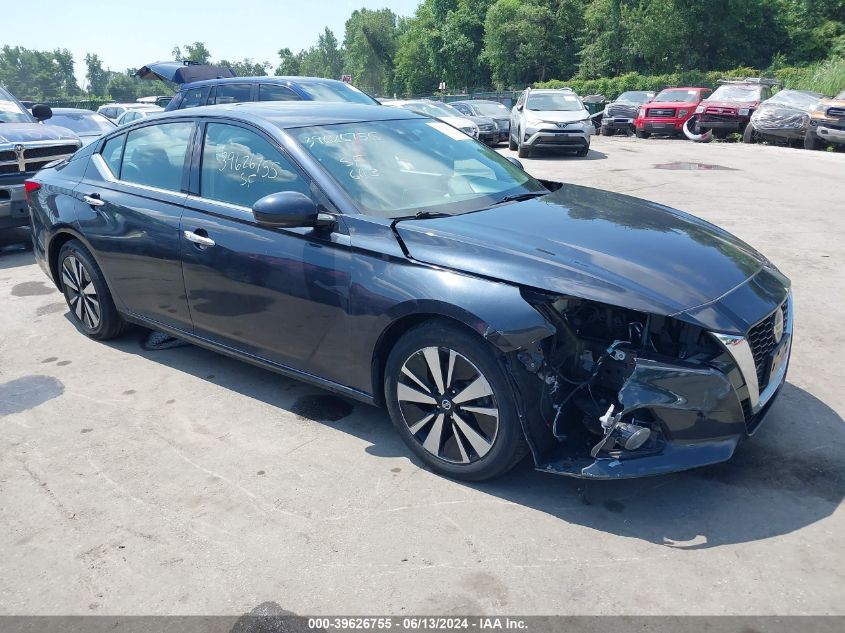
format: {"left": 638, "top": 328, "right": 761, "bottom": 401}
{"left": 804, "top": 129, "right": 823, "bottom": 150}
{"left": 384, "top": 321, "right": 528, "bottom": 481}
{"left": 58, "top": 240, "right": 128, "bottom": 340}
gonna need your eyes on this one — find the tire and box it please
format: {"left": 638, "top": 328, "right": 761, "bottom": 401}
{"left": 576, "top": 144, "right": 589, "bottom": 157}
{"left": 600, "top": 126, "right": 612, "bottom": 136}
{"left": 804, "top": 129, "right": 823, "bottom": 151}
{"left": 508, "top": 133, "right": 517, "bottom": 151}
{"left": 517, "top": 142, "right": 530, "bottom": 158}
{"left": 384, "top": 320, "right": 529, "bottom": 481}
{"left": 635, "top": 129, "right": 650, "bottom": 139}
{"left": 742, "top": 122, "right": 757, "bottom": 144}
{"left": 58, "top": 240, "right": 128, "bottom": 340}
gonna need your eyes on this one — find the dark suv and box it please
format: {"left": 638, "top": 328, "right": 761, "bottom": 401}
{"left": 0, "top": 86, "right": 81, "bottom": 231}
{"left": 165, "top": 76, "right": 379, "bottom": 111}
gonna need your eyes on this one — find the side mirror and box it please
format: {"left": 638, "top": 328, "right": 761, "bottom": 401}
{"left": 252, "top": 191, "right": 333, "bottom": 229}
{"left": 515, "top": 104, "right": 523, "bottom": 111}
{"left": 505, "top": 157, "right": 525, "bottom": 170}
{"left": 31, "top": 104, "right": 53, "bottom": 121}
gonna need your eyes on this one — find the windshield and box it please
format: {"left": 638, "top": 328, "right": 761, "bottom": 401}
{"left": 0, "top": 87, "right": 33, "bottom": 123}
{"left": 299, "top": 82, "right": 378, "bottom": 105}
{"left": 526, "top": 92, "right": 583, "bottom": 111}
{"left": 470, "top": 102, "right": 509, "bottom": 116}
{"left": 50, "top": 112, "right": 116, "bottom": 134}
{"left": 655, "top": 89, "right": 700, "bottom": 102}
{"left": 709, "top": 85, "right": 763, "bottom": 102}
{"left": 616, "top": 91, "right": 653, "bottom": 104}
{"left": 767, "top": 90, "right": 821, "bottom": 109}
{"left": 296, "top": 118, "right": 544, "bottom": 218}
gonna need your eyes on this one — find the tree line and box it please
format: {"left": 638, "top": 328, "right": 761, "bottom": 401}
{"left": 2, "top": 0, "right": 843, "bottom": 101}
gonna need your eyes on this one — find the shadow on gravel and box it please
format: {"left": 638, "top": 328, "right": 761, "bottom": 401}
{"left": 0, "top": 227, "right": 34, "bottom": 270}
{"left": 108, "top": 329, "right": 843, "bottom": 550}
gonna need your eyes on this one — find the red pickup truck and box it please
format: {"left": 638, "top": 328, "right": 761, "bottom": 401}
{"left": 634, "top": 87, "right": 711, "bottom": 138}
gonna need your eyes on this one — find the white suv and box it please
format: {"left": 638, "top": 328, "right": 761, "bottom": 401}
{"left": 509, "top": 88, "right": 594, "bottom": 157}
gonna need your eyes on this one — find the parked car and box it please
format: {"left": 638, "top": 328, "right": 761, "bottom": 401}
{"left": 510, "top": 88, "right": 594, "bottom": 157}
{"left": 805, "top": 89, "right": 845, "bottom": 150}
{"left": 165, "top": 76, "right": 379, "bottom": 111}
{"left": 694, "top": 78, "right": 777, "bottom": 138}
{"left": 45, "top": 108, "right": 117, "bottom": 146}
{"left": 744, "top": 90, "right": 824, "bottom": 145}
{"left": 25, "top": 102, "right": 792, "bottom": 481}
{"left": 0, "top": 86, "right": 80, "bottom": 231}
{"left": 136, "top": 95, "right": 173, "bottom": 108}
{"left": 634, "top": 87, "right": 711, "bottom": 138}
{"left": 383, "top": 100, "right": 496, "bottom": 144}
{"left": 117, "top": 106, "right": 164, "bottom": 126}
{"left": 449, "top": 100, "right": 511, "bottom": 143}
{"left": 97, "top": 103, "right": 162, "bottom": 122}
{"left": 600, "top": 91, "right": 655, "bottom": 135}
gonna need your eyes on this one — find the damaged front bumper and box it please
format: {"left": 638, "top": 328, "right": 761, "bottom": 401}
{"left": 520, "top": 293, "right": 793, "bottom": 479}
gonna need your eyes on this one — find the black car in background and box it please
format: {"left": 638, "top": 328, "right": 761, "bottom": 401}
{"left": 744, "top": 90, "right": 824, "bottom": 145}
{"left": 600, "top": 91, "right": 655, "bottom": 135}
{"left": 45, "top": 108, "right": 117, "bottom": 147}
{"left": 450, "top": 100, "right": 511, "bottom": 143}
{"left": 26, "top": 103, "right": 792, "bottom": 481}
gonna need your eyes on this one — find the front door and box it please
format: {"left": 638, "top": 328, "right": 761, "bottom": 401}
{"left": 180, "top": 121, "right": 353, "bottom": 380}
{"left": 74, "top": 120, "right": 195, "bottom": 329}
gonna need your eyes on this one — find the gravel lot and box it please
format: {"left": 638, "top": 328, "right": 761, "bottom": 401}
{"left": 1, "top": 135, "right": 843, "bottom": 616}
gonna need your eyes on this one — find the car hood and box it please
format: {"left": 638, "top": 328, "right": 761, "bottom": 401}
{"left": 525, "top": 110, "right": 588, "bottom": 123}
{"left": 439, "top": 116, "right": 475, "bottom": 130}
{"left": 394, "top": 184, "right": 768, "bottom": 318}
{"left": 0, "top": 123, "right": 79, "bottom": 145}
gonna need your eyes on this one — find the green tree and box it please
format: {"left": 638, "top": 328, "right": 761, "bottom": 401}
{"left": 395, "top": 8, "right": 442, "bottom": 94}
{"left": 84, "top": 53, "right": 110, "bottom": 95}
{"left": 343, "top": 8, "right": 399, "bottom": 94}
{"left": 0, "top": 46, "right": 80, "bottom": 99}
{"left": 219, "top": 59, "right": 271, "bottom": 76}
{"left": 275, "top": 47, "right": 303, "bottom": 76}
{"left": 172, "top": 42, "right": 212, "bottom": 64}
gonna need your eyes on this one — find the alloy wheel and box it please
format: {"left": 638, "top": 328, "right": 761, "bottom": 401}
{"left": 396, "top": 346, "right": 499, "bottom": 464}
{"left": 61, "top": 255, "right": 101, "bottom": 330}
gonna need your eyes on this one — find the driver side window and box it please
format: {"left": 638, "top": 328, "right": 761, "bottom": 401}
{"left": 200, "top": 123, "right": 310, "bottom": 208}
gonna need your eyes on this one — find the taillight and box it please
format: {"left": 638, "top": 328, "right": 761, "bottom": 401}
{"left": 24, "top": 180, "right": 41, "bottom": 204}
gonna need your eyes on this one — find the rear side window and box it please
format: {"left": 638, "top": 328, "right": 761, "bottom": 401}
{"left": 180, "top": 87, "right": 209, "bottom": 109}
{"left": 101, "top": 134, "right": 125, "bottom": 177}
{"left": 259, "top": 84, "right": 301, "bottom": 102}
{"left": 200, "top": 122, "right": 310, "bottom": 207}
{"left": 120, "top": 122, "right": 194, "bottom": 191}
{"left": 213, "top": 83, "right": 252, "bottom": 105}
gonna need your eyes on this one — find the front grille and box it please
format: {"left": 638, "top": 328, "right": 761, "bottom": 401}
{"left": 705, "top": 107, "right": 736, "bottom": 115}
{"left": 0, "top": 150, "right": 15, "bottom": 162}
{"left": 826, "top": 107, "right": 845, "bottom": 118}
{"left": 607, "top": 104, "right": 638, "bottom": 118}
{"left": 24, "top": 144, "right": 79, "bottom": 159}
{"left": 747, "top": 300, "right": 788, "bottom": 392}
{"left": 702, "top": 114, "right": 738, "bottom": 122}
{"left": 478, "top": 124, "right": 494, "bottom": 132}
{"left": 0, "top": 164, "right": 18, "bottom": 175}
{"left": 648, "top": 108, "right": 675, "bottom": 117}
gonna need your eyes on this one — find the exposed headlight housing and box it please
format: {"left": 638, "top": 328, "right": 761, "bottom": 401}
{"left": 678, "top": 109, "right": 688, "bottom": 118}
{"left": 739, "top": 108, "right": 750, "bottom": 116}
{"left": 695, "top": 105, "right": 704, "bottom": 114}
{"left": 638, "top": 108, "right": 646, "bottom": 118}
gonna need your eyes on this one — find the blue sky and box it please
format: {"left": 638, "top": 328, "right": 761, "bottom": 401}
{"left": 5, "top": 0, "right": 421, "bottom": 87}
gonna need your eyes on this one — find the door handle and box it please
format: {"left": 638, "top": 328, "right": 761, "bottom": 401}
{"left": 82, "top": 194, "right": 105, "bottom": 207}
{"left": 183, "top": 230, "right": 216, "bottom": 247}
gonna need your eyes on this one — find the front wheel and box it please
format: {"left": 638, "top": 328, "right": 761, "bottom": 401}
{"left": 742, "top": 122, "right": 757, "bottom": 144}
{"left": 635, "top": 129, "right": 650, "bottom": 139}
{"left": 508, "top": 133, "right": 517, "bottom": 151}
{"left": 384, "top": 321, "right": 528, "bottom": 481}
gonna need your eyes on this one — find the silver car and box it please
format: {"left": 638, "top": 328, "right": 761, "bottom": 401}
{"left": 509, "top": 88, "right": 594, "bottom": 157}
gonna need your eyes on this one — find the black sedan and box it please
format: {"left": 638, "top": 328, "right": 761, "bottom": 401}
{"left": 26, "top": 103, "right": 792, "bottom": 480}
{"left": 44, "top": 108, "right": 117, "bottom": 147}
{"left": 745, "top": 89, "right": 824, "bottom": 145}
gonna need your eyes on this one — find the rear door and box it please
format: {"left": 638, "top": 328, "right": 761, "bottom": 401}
{"left": 74, "top": 120, "right": 196, "bottom": 329}
{"left": 179, "top": 120, "right": 353, "bottom": 378}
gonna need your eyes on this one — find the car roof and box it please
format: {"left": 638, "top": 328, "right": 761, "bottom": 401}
{"left": 659, "top": 87, "right": 708, "bottom": 91}
{"left": 451, "top": 99, "right": 504, "bottom": 105}
{"left": 178, "top": 76, "right": 352, "bottom": 90}
{"left": 52, "top": 108, "right": 102, "bottom": 115}
{"left": 147, "top": 102, "right": 420, "bottom": 128}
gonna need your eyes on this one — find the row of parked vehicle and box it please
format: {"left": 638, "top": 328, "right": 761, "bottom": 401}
{"left": 598, "top": 77, "right": 845, "bottom": 150}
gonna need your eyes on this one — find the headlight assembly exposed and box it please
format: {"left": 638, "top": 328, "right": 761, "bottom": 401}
{"left": 695, "top": 105, "right": 705, "bottom": 114}
{"left": 739, "top": 108, "right": 751, "bottom": 116}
